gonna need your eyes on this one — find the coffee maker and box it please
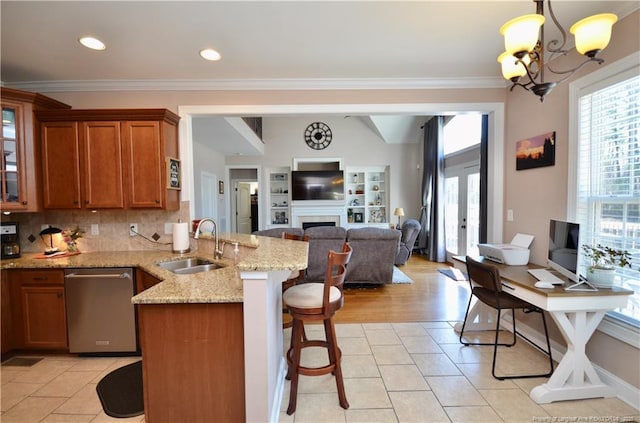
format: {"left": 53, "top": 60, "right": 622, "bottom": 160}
{"left": 1, "top": 222, "right": 21, "bottom": 259}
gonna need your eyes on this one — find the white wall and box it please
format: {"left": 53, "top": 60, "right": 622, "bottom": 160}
{"left": 192, "top": 138, "right": 226, "bottom": 219}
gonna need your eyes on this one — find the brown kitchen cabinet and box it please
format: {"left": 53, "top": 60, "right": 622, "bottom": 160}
{"left": 0, "top": 87, "right": 70, "bottom": 212}
{"left": 9, "top": 269, "right": 68, "bottom": 350}
{"left": 37, "top": 109, "right": 180, "bottom": 210}
{"left": 1, "top": 269, "right": 15, "bottom": 357}
{"left": 40, "top": 120, "right": 124, "bottom": 209}
{"left": 138, "top": 302, "right": 245, "bottom": 422}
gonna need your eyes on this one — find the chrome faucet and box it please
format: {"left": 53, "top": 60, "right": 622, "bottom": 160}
{"left": 194, "top": 218, "right": 223, "bottom": 259}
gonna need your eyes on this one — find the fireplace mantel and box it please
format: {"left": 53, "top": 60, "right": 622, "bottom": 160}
{"left": 291, "top": 203, "right": 346, "bottom": 228}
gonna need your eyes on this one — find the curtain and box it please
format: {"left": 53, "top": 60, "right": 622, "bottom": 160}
{"left": 418, "top": 116, "right": 446, "bottom": 262}
{"left": 479, "top": 114, "right": 489, "bottom": 244}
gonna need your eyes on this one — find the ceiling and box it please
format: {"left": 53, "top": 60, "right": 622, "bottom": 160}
{"left": 2, "top": 1, "right": 637, "bottom": 155}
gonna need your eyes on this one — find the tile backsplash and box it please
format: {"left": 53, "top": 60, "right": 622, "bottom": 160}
{"left": 1, "top": 202, "right": 191, "bottom": 254}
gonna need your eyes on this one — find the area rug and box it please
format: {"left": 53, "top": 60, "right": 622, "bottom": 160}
{"left": 2, "top": 357, "right": 43, "bottom": 367}
{"left": 96, "top": 360, "right": 144, "bottom": 418}
{"left": 438, "top": 268, "right": 468, "bottom": 282}
{"left": 392, "top": 266, "right": 413, "bottom": 284}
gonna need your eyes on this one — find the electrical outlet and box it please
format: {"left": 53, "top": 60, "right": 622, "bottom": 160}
{"left": 91, "top": 224, "right": 99, "bottom": 235}
{"left": 129, "top": 223, "right": 138, "bottom": 237}
{"left": 164, "top": 223, "right": 173, "bottom": 235}
{"left": 507, "top": 209, "right": 514, "bottom": 222}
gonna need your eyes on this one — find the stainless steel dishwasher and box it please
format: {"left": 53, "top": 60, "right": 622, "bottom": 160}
{"left": 64, "top": 268, "right": 137, "bottom": 354}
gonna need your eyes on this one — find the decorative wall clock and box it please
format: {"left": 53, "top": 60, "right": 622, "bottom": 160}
{"left": 304, "top": 122, "right": 332, "bottom": 150}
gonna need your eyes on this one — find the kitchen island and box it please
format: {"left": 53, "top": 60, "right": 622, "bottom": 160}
{"left": 133, "top": 233, "right": 308, "bottom": 423}
{"left": 1, "top": 232, "right": 308, "bottom": 423}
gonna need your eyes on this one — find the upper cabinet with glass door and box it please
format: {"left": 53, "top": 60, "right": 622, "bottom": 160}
{"left": 1, "top": 103, "right": 22, "bottom": 207}
{"left": 0, "top": 88, "right": 70, "bottom": 212}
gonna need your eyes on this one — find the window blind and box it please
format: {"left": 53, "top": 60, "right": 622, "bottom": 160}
{"left": 577, "top": 73, "right": 640, "bottom": 324}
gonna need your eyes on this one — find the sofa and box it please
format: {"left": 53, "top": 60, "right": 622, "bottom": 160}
{"left": 253, "top": 226, "right": 401, "bottom": 284}
{"left": 394, "top": 218, "right": 421, "bottom": 265}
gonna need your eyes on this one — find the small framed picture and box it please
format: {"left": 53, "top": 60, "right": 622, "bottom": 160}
{"left": 354, "top": 212, "right": 363, "bottom": 223}
{"left": 166, "top": 157, "right": 181, "bottom": 190}
{"left": 516, "top": 131, "right": 556, "bottom": 171}
{"left": 218, "top": 180, "right": 224, "bottom": 194}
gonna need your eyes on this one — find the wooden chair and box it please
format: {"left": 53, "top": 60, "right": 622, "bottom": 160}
{"left": 282, "top": 242, "right": 352, "bottom": 415}
{"left": 459, "top": 256, "right": 554, "bottom": 380}
{"left": 281, "top": 232, "right": 309, "bottom": 329}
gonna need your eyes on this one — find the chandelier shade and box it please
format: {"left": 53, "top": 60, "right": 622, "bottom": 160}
{"left": 570, "top": 13, "right": 617, "bottom": 57}
{"left": 498, "top": 52, "right": 530, "bottom": 80}
{"left": 498, "top": 0, "right": 617, "bottom": 101}
{"left": 500, "top": 14, "right": 545, "bottom": 57}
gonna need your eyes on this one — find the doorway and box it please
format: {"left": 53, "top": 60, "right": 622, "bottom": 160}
{"left": 444, "top": 163, "right": 480, "bottom": 261}
{"left": 182, "top": 104, "right": 504, "bottom": 243}
{"left": 234, "top": 181, "right": 258, "bottom": 233}
{"left": 228, "top": 167, "right": 259, "bottom": 234}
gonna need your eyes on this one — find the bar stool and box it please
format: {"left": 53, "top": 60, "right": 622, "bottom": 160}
{"left": 282, "top": 242, "right": 352, "bottom": 415}
{"left": 282, "top": 232, "right": 309, "bottom": 329}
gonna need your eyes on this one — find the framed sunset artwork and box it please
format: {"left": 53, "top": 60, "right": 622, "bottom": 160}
{"left": 516, "top": 131, "right": 556, "bottom": 171}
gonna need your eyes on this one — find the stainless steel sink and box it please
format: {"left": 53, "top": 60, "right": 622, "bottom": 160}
{"left": 157, "top": 258, "right": 225, "bottom": 274}
{"left": 172, "top": 263, "right": 225, "bottom": 275}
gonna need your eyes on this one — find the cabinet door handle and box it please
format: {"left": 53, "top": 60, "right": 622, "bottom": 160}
{"left": 155, "top": 199, "right": 160, "bottom": 203}
{"left": 73, "top": 200, "right": 79, "bottom": 204}
{"left": 22, "top": 201, "right": 27, "bottom": 205}
{"left": 57, "top": 292, "right": 63, "bottom": 299}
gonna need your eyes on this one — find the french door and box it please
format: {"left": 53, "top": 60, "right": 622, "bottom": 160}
{"left": 444, "top": 162, "right": 480, "bottom": 261}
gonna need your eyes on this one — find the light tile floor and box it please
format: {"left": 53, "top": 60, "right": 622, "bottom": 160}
{"left": 1, "top": 322, "right": 638, "bottom": 423}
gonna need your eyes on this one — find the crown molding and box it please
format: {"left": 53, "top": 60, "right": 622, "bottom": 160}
{"left": 2, "top": 77, "right": 506, "bottom": 93}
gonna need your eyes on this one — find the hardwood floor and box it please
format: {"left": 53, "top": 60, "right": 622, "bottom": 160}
{"left": 335, "top": 254, "right": 471, "bottom": 323}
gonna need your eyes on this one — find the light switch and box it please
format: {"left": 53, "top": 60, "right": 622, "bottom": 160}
{"left": 91, "top": 224, "right": 99, "bottom": 235}
{"left": 507, "top": 209, "right": 514, "bottom": 222}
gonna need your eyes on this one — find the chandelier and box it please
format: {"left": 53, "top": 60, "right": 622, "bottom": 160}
{"left": 497, "top": 0, "right": 617, "bottom": 101}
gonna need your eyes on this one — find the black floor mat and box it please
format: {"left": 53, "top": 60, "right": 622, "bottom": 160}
{"left": 96, "top": 360, "right": 144, "bottom": 418}
{"left": 2, "top": 357, "right": 44, "bottom": 367}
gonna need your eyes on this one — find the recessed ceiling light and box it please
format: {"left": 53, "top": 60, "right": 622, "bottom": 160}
{"left": 199, "top": 48, "right": 221, "bottom": 61}
{"left": 79, "top": 37, "right": 106, "bottom": 51}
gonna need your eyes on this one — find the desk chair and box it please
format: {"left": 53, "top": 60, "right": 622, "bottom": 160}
{"left": 282, "top": 243, "right": 352, "bottom": 415}
{"left": 282, "top": 232, "right": 309, "bottom": 329}
{"left": 459, "top": 256, "right": 554, "bottom": 380}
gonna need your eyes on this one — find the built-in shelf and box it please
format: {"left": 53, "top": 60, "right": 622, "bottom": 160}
{"left": 345, "top": 166, "right": 389, "bottom": 228}
{"left": 266, "top": 167, "right": 290, "bottom": 228}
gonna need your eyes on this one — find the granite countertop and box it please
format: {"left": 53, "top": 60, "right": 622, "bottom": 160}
{"left": 0, "top": 232, "right": 308, "bottom": 305}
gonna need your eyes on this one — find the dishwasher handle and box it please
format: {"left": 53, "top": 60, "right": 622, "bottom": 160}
{"left": 64, "top": 272, "right": 132, "bottom": 280}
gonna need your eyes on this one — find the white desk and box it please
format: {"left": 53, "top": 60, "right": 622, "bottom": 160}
{"left": 451, "top": 256, "right": 632, "bottom": 404}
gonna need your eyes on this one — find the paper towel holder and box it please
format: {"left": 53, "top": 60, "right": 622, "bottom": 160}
{"left": 172, "top": 221, "right": 191, "bottom": 254}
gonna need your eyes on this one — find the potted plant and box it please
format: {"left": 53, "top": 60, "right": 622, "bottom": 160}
{"left": 581, "top": 243, "right": 631, "bottom": 287}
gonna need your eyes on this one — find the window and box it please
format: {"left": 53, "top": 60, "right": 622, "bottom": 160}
{"left": 443, "top": 114, "right": 482, "bottom": 156}
{"left": 571, "top": 53, "right": 640, "bottom": 328}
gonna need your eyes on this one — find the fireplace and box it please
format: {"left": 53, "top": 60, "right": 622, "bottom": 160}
{"left": 291, "top": 204, "right": 347, "bottom": 228}
{"left": 302, "top": 221, "right": 336, "bottom": 230}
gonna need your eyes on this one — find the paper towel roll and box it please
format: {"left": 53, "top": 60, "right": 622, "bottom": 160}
{"left": 172, "top": 222, "right": 190, "bottom": 253}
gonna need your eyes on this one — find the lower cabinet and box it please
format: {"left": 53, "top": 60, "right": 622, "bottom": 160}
{"left": 1, "top": 270, "right": 14, "bottom": 356}
{"left": 10, "top": 269, "right": 68, "bottom": 350}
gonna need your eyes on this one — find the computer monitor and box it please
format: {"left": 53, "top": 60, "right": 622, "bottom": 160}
{"left": 547, "top": 219, "right": 580, "bottom": 283}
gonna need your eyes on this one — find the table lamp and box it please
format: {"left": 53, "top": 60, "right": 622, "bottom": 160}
{"left": 393, "top": 208, "right": 404, "bottom": 229}
{"left": 39, "top": 225, "right": 62, "bottom": 255}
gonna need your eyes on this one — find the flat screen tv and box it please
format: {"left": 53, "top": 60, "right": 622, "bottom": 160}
{"left": 547, "top": 219, "right": 580, "bottom": 282}
{"left": 291, "top": 170, "right": 344, "bottom": 201}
